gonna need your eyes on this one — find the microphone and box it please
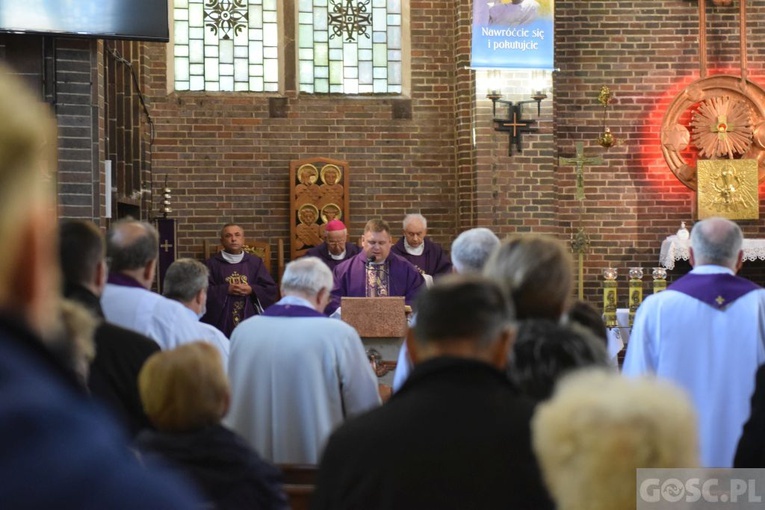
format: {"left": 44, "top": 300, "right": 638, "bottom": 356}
{"left": 367, "top": 254, "right": 377, "bottom": 264}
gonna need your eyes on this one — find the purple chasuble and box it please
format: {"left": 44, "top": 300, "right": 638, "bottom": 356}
{"left": 262, "top": 304, "right": 325, "bottom": 318}
{"left": 328, "top": 251, "right": 425, "bottom": 315}
{"left": 304, "top": 242, "right": 361, "bottom": 271}
{"left": 668, "top": 272, "right": 761, "bottom": 309}
{"left": 391, "top": 237, "right": 453, "bottom": 277}
{"left": 201, "top": 252, "right": 278, "bottom": 337}
{"left": 107, "top": 273, "right": 145, "bottom": 289}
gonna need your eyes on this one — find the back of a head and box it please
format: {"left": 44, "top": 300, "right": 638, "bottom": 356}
{"left": 139, "top": 342, "right": 229, "bottom": 433}
{"left": 483, "top": 234, "right": 573, "bottom": 320}
{"left": 106, "top": 219, "right": 159, "bottom": 272}
{"left": 281, "top": 257, "right": 333, "bottom": 297}
{"left": 364, "top": 218, "right": 391, "bottom": 235}
{"left": 0, "top": 67, "right": 59, "bottom": 332}
{"left": 413, "top": 275, "right": 515, "bottom": 350}
{"left": 450, "top": 228, "right": 500, "bottom": 274}
{"left": 59, "top": 220, "right": 104, "bottom": 288}
{"left": 509, "top": 319, "right": 610, "bottom": 400}
{"left": 532, "top": 370, "right": 698, "bottom": 510}
{"left": 690, "top": 217, "right": 743, "bottom": 268}
{"left": 566, "top": 300, "right": 608, "bottom": 346}
{"left": 163, "top": 258, "right": 209, "bottom": 302}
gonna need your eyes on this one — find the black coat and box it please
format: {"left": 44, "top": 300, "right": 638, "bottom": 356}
{"left": 735, "top": 364, "right": 765, "bottom": 467}
{"left": 136, "top": 424, "right": 288, "bottom": 510}
{"left": 311, "top": 357, "right": 555, "bottom": 510}
{"left": 65, "top": 283, "right": 160, "bottom": 437}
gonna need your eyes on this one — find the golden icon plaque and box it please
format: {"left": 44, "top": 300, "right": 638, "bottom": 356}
{"left": 697, "top": 159, "right": 759, "bottom": 220}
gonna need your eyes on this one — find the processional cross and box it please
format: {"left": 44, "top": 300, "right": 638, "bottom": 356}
{"left": 559, "top": 141, "right": 605, "bottom": 299}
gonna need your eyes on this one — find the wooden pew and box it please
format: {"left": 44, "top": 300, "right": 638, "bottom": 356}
{"left": 278, "top": 464, "right": 317, "bottom": 510}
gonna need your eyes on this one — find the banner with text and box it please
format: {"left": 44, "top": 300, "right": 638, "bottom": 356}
{"left": 471, "top": 0, "right": 554, "bottom": 69}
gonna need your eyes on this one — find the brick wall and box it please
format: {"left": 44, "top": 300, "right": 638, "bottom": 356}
{"left": 33, "top": 0, "right": 765, "bottom": 304}
{"left": 552, "top": 0, "right": 765, "bottom": 304}
{"left": 142, "top": 0, "right": 461, "bottom": 270}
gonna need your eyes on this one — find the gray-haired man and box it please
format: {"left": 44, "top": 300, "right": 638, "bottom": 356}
{"left": 163, "top": 258, "right": 230, "bottom": 366}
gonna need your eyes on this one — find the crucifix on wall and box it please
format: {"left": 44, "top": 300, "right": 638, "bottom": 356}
{"left": 559, "top": 142, "right": 604, "bottom": 201}
{"left": 559, "top": 141, "right": 605, "bottom": 299}
{"left": 489, "top": 98, "right": 540, "bottom": 156}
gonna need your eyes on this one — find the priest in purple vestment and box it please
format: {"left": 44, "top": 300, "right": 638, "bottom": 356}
{"left": 328, "top": 218, "right": 425, "bottom": 316}
{"left": 304, "top": 220, "right": 361, "bottom": 271}
{"left": 202, "top": 224, "right": 278, "bottom": 337}
{"left": 391, "top": 213, "right": 452, "bottom": 278}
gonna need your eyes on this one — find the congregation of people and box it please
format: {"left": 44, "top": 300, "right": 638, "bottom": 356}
{"left": 5, "top": 66, "right": 765, "bottom": 510}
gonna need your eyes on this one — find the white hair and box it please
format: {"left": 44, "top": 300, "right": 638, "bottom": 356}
{"left": 281, "top": 257, "right": 334, "bottom": 296}
{"left": 403, "top": 213, "right": 427, "bottom": 230}
{"left": 451, "top": 228, "right": 500, "bottom": 274}
{"left": 532, "top": 369, "right": 698, "bottom": 510}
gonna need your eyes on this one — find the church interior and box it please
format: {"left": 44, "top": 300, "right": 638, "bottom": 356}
{"left": 2, "top": 0, "right": 765, "bottom": 304}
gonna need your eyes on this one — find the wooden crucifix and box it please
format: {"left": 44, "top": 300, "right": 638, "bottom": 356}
{"left": 559, "top": 142, "right": 604, "bottom": 201}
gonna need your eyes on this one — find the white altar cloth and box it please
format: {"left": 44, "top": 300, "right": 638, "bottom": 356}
{"left": 659, "top": 236, "right": 765, "bottom": 270}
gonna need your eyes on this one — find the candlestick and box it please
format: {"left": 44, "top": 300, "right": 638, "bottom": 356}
{"left": 628, "top": 267, "right": 644, "bottom": 327}
{"left": 603, "top": 268, "right": 618, "bottom": 328}
{"left": 652, "top": 267, "right": 668, "bottom": 294}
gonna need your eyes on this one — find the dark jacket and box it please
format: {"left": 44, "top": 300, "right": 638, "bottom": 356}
{"left": 312, "top": 357, "right": 554, "bottom": 510}
{"left": 136, "top": 424, "right": 288, "bottom": 510}
{"left": 735, "top": 364, "right": 765, "bottom": 467}
{"left": 0, "top": 313, "right": 201, "bottom": 508}
{"left": 65, "top": 282, "right": 160, "bottom": 437}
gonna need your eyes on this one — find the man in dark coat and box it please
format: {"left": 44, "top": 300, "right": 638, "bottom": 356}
{"left": 59, "top": 220, "right": 160, "bottom": 437}
{"left": 312, "top": 276, "right": 554, "bottom": 510}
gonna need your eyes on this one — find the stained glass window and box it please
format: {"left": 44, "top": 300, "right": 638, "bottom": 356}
{"left": 174, "top": 0, "right": 279, "bottom": 92}
{"left": 298, "top": 0, "right": 402, "bottom": 94}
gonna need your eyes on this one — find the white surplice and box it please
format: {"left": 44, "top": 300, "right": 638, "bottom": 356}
{"left": 622, "top": 265, "right": 765, "bottom": 467}
{"left": 224, "top": 299, "right": 381, "bottom": 464}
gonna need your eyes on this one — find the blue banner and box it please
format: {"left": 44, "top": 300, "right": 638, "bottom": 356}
{"left": 471, "top": 0, "right": 554, "bottom": 70}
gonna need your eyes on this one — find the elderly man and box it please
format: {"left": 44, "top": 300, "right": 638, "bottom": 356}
{"left": 59, "top": 219, "right": 160, "bottom": 437}
{"left": 623, "top": 217, "right": 765, "bottom": 468}
{"left": 0, "top": 69, "right": 199, "bottom": 507}
{"left": 203, "top": 223, "right": 278, "bottom": 337}
{"left": 101, "top": 220, "right": 202, "bottom": 350}
{"left": 312, "top": 277, "right": 554, "bottom": 510}
{"left": 225, "top": 257, "right": 380, "bottom": 464}
{"left": 391, "top": 213, "right": 452, "bottom": 279}
{"left": 392, "top": 227, "right": 500, "bottom": 391}
{"left": 304, "top": 219, "right": 361, "bottom": 270}
{"left": 163, "top": 258, "right": 230, "bottom": 365}
{"left": 328, "top": 218, "right": 425, "bottom": 316}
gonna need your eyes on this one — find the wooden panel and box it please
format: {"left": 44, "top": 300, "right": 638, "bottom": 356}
{"left": 289, "top": 157, "right": 350, "bottom": 261}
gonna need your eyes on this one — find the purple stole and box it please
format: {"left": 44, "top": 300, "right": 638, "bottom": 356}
{"left": 107, "top": 273, "right": 145, "bottom": 289}
{"left": 668, "top": 272, "right": 761, "bottom": 309}
{"left": 262, "top": 304, "right": 324, "bottom": 318}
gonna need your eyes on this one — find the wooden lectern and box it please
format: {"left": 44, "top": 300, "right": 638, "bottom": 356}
{"left": 341, "top": 297, "right": 408, "bottom": 383}
{"left": 340, "top": 297, "right": 407, "bottom": 338}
